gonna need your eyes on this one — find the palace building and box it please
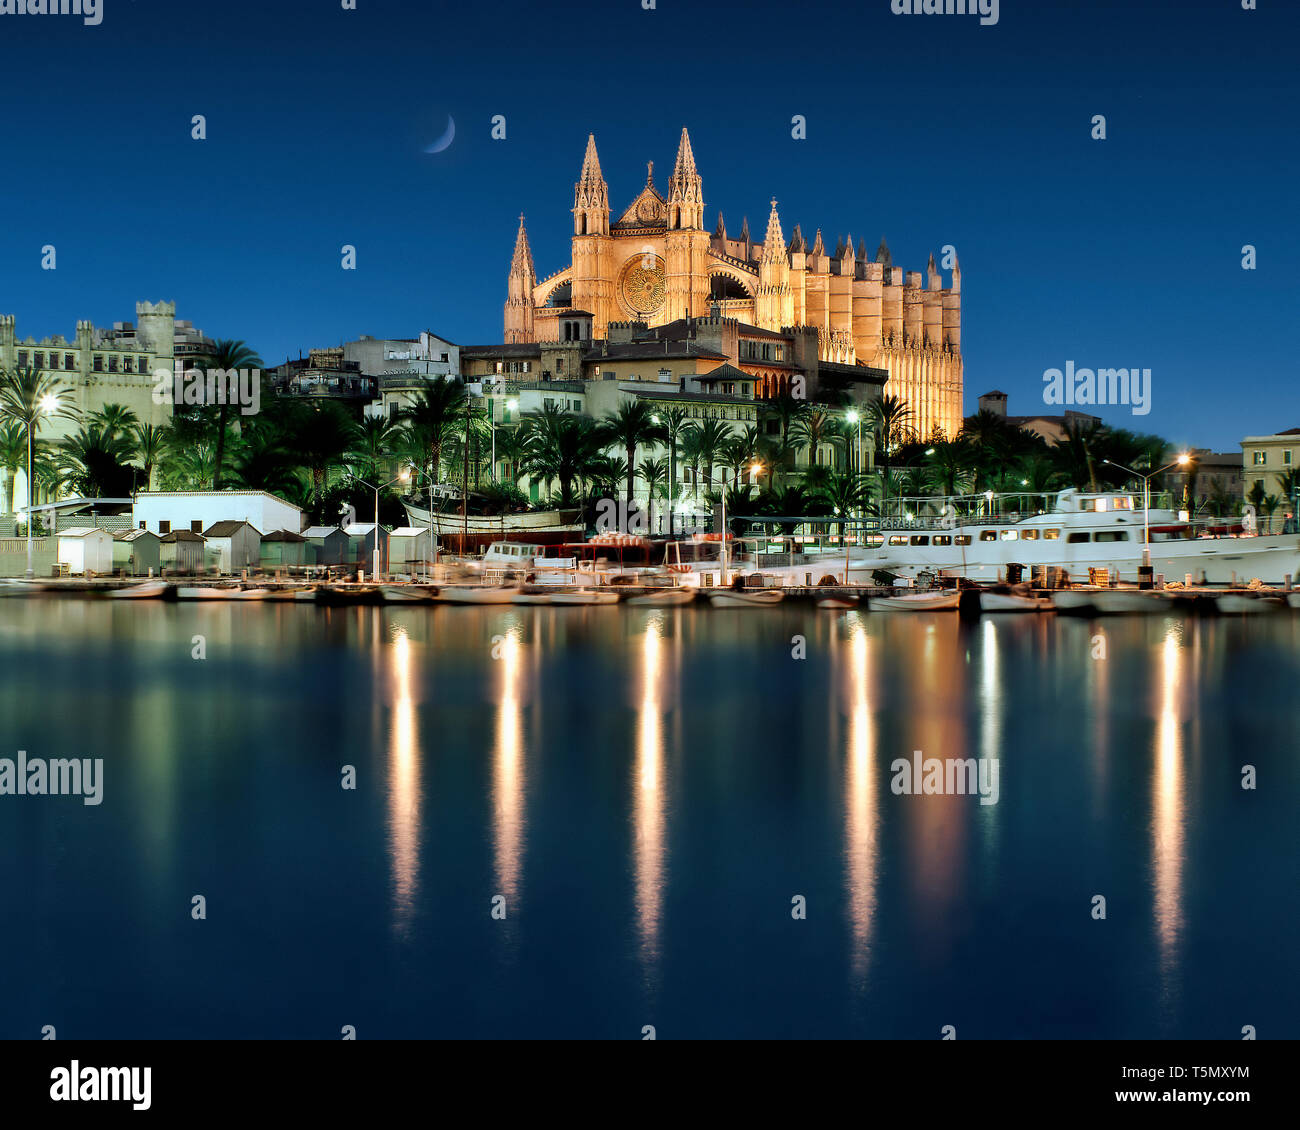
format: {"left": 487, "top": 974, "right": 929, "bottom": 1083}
{"left": 504, "top": 127, "right": 964, "bottom": 439}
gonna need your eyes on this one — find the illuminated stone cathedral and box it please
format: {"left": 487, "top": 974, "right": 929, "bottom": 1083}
{"left": 504, "top": 128, "right": 964, "bottom": 439}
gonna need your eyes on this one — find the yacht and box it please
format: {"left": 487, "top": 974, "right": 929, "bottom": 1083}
{"left": 859, "top": 489, "right": 1300, "bottom": 586}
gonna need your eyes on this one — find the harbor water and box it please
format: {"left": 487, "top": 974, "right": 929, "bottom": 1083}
{"left": 0, "top": 599, "right": 1296, "bottom": 1038}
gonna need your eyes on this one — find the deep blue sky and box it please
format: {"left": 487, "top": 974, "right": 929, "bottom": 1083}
{"left": 1, "top": 0, "right": 1295, "bottom": 449}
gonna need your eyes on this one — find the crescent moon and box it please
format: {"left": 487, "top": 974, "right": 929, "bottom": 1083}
{"left": 425, "top": 115, "right": 455, "bottom": 154}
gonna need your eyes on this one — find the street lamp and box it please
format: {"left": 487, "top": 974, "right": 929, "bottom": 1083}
{"left": 354, "top": 469, "right": 410, "bottom": 581}
{"left": 24, "top": 394, "right": 61, "bottom": 580}
{"left": 1102, "top": 455, "right": 1191, "bottom": 569}
{"left": 845, "top": 409, "right": 862, "bottom": 474}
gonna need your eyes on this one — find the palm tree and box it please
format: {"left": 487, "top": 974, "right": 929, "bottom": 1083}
{"left": 1260, "top": 493, "right": 1283, "bottom": 533}
{"left": 521, "top": 403, "right": 604, "bottom": 507}
{"left": 194, "top": 340, "right": 262, "bottom": 489}
{"left": 586, "top": 454, "right": 627, "bottom": 504}
{"left": 920, "top": 438, "right": 975, "bottom": 497}
{"left": 867, "top": 394, "right": 916, "bottom": 481}
{"left": 693, "top": 417, "right": 731, "bottom": 499}
{"left": 158, "top": 441, "right": 220, "bottom": 490}
{"left": 815, "top": 471, "right": 873, "bottom": 540}
{"left": 638, "top": 456, "right": 668, "bottom": 533}
{"left": 598, "top": 400, "right": 667, "bottom": 512}
{"left": 91, "top": 403, "right": 140, "bottom": 441}
{"left": 656, "top": 406, "right": 694, "bottom": 536}
{"left": 394, "top": 376, "right": 468, "bottom": 486}
{"left": 0, "top": 420, "right": 26, "bottom": 514}
{"left": 346, "top": 416, "right": 397, "bottom": 483}
{"left": 131, "top": 423, "right": 167, "bottom": 493}
{"left": 1051, "top": 418, "right": 1106, "bottom": 491}
{"left": 0, "top": 365, "right": 80, "bottom": 517}
{"left": 227, "top": 427, "right": 304, "bottom": 499}
{"left": 294, "top": 402, "right": 355, "bottom": 500}
{"left": 492, "top": 423, "right": 529, "bottom": 485}
{"left": 761, "top": 394, "right": 808, "bottom": 475}
{"left": 791, "top": 409, "right": 843, "bottom": 477}
{"left": 57, "top": 424, "right": 138, "bottom": 498}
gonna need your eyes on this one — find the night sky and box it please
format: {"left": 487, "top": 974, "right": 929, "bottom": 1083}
{"left": 0, "top": 0, "right": 1295, "bottom": 449}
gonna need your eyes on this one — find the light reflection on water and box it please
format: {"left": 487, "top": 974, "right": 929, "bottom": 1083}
{"left": 0, "top": 599, "right": 1295, "bottom": 1038}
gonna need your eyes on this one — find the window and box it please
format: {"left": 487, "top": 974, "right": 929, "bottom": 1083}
{"left": 742, "top": 384, "right": 750, "bottom": 396}
{"left": 16, "top": 351, "right": 27, "bottom": 366}
{"left": 159, "top": 521, "right": 171, "bottom": 534}
{"left": 1043, "top": 528, "right": 1061, "bottom": 540}
{"left": 65, "top": 354, "right": 76, "bottom": 370}
{"left": 1094, "top": 531, "right": 1129, "bottom": 542}
{"left": 865, "top": 534, "right": 884, "bottom": 548}
{"left": 909, "top": 535, "right": 929, "bottom": 546}
{"left": 1112, "top": 497, "right": 1132, "bottom": 510}
{"left": 556, "top": 358, "right": 564, "bottom": 373}
{"left": 522, "top": 362, "right": 531, "bottom": 373}
{"left": 34, "top": 352, "right": 44, "bottom": 368}
{"left": 934, "top": 535, "right": 952, "bottom": 547}
{"left": 1000, "top": 530, "right": 1019, "bottom": 541}
{"left": 1253, "top": 451, "right": 1267, "bottom": 466}
{"left": 1067, "top": 531, "right": 1091, "bottom": 543}
{"left": 1286, "top": 450, "right": 1294, "bottom": 466}
{"left": 93, "top": 355, "right": 104, "bottom": 372}
{"left": 191, "top": 521, "right": 203, "bottom": 533}
{"left": 888, "top": 535, "right": 908, "bottom": 546}
{"left": 495, "top": 362, "right": 504, "bottom": 374}
{"left": 108, "top": 356, "right": 119, "bottom": 373}
{"left": 1081, "top": 498, "right": 1096, "bottom": 511}
{"left": 124, "top": 357, "right": 134, "bottom": 373}
{"left": 955, "top": 535, "right": 972, "bottom": 546}
{"left": 979, "top": 531, "right": 997, "bottom": 542}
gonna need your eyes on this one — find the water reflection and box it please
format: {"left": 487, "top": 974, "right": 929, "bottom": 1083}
{"left": 842, "top": 617, "right": 878, "bottom": 985}
{"left": 386, "top": 626, "right": 422, "bottom": 937}
{"left": 634, "top": 614, "right": 668, "bottom": 973}
{"left": 1152, "top": 623, "right": 1186, "bottom": 1004}
{"left": 493, "top": 626, "right": 527, "bottom": 917}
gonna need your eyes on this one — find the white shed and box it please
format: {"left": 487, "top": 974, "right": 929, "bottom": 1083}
{"left": 203, "top": 521, "right": 262, "bottom": 574}
{"left": 113, "top": 528, "right": 162, "bottom": 575}
{"left": 388, "top": 526, "right": 435, "bottom": 568}
{"left": 57, "top": 527, "right": 115, "bottom": 575}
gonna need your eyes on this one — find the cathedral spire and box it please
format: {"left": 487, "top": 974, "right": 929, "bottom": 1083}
{"left": 789, "top": 224, "right": 805, "bottom": 254}
{"left": 510, "top": 214, "right": 535, "bottom": 279}
{"left": 761, "top": 199, "right": 786, "bottom": 261}
{"left": 573, "top": 133, "right": 609, "bottom": 236}
{"left": 504, "top": 215, "right": 536, "bottom": 344}
{"left": 666, "top": 126, "right": 704, "bottom": 229}
{"left": 876, "top": 236, "right": 891, "bottom": 266}
{"left": 811, "top": 228, "right": 825, "bottom": 255}
{"left": 713, "top": 211, "right": 727, "bottom": 239}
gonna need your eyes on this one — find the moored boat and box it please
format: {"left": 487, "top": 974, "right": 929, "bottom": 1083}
{"left": 510, "top": 591, "right": 554, "bottom": 605}
{"left": 175, "top": 585, "right": 239, "bottom": 600}
{"left": 435, "top": 585, "right": 519, "bottom": 605}
{"left": 109, "top": 580, "right": 169, "bottom": 600}
{"left": 870, "top": 591, "right": 960, "bottom": 612}
{"left": 707, "top": 589, "right": 785, "bottom": 608}
{"left": 816, "top": 596, "right": 858, "bottom": 610}
{"left": 1216, "top": 593, "right": 1284, "bottom": 614}
{"left": 626, "top": 588, "right": 696, "bottom": 607}
{"left": 380, "top": 584, "right": 434, "bottom": 604}
{"left": 551, "top": 590, "right": 621, "bottom": 605}
{"left": 230, "top": 588, "right": 272, "bottom": 601}
{"left": 978, "top": 590, "right": 1052, "bottom": 613}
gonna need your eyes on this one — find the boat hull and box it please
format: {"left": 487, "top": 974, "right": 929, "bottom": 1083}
{"left": 551, "top": 591, "right": 621, "bottom": 605}
{"left": 109, "top": 581, "right": 169, "bottom": 600}
{"left": 435, "top": 586, "right": 519, "bottom": 605}
{"left": 870, "top": 592, "right": 961, "bottom": 612}
{"left": 979, "top": 591, "right": 1052, "bottom": 613}
{"left": 707, "top": 590, "right": 785, "bottom": 608}
{"left": 626, "top": 589, "right": 695, "bottom": 606}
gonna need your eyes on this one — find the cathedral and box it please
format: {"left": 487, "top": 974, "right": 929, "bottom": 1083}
{"left": 504, "top": 128, "right": 964, "bottom": 439}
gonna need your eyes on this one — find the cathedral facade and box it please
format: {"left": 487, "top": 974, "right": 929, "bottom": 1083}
{"left": 504, "top": 128, "right": 964, "bottom": 439}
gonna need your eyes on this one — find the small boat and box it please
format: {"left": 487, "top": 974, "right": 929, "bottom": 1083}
{"left": 511, "top": 591, "right": 554, "bottom": 605}
{"left": 292, "top": 588, "right": 319, "bottom": 602}
{"left": 175, "top": 586, "right": 239, "bottom": 601}
{"left": 1216, "top": 593, "right": 1283, "bottom": 614}
{"left": 816, "top": 596, "right": 857, "bottom": 610}
{"left": 262, "top": 588, "right": 304, "bottom": 601}
{"left": 381, "top": 584, "right": 434, "bottom": 604}
{"left": 230, "top": 588, "right": 272, "bottom": 601}
{"left": 626, "top": 588, "right": 695, "bottom": 607}
{"left": 707, "top": 589, "right": 785, "bottom": 608}
{"left": 870, "top": 591, "right": 961, "bottom": 612}
{"left": 109, "top": 580, "right": 169, "bottom": 600}
{"left": 551, "top": 590, "right": 621, "bottom": 605}
{"left": 435, "top": 585, "right": 520, "bottom": 605}
{"left": 979, "top": 591, "right": 1052, "bottom": 613}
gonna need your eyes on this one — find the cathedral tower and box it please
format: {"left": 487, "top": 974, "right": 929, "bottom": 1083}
{"left": 755, "top": 199, "right": 793, "bottom": 330}
{"left": 571, "top": 134, "right": 614, "bottom": 332}
{"left": 663, "top": 128, "right": 710, "bottom": 322}
{"left": 504, "top": 215, "right": 536, "bottom": 344}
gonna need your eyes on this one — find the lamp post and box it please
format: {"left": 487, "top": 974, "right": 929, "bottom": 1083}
{"left": 354, "top": 469, "right": 410, "bottom": 581}
{"left": 24, "top": 393, "right": 60, "bottom": 580}
{"left": 1102, "top": 455, "right": 1191, "bottom": 569}
{"left": 845, "top": 409, "right": 862, "bottom": 475}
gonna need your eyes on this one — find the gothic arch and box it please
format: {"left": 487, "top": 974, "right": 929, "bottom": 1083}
{"left": 533, "top": 267, "right": 573, "bottom": 308}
